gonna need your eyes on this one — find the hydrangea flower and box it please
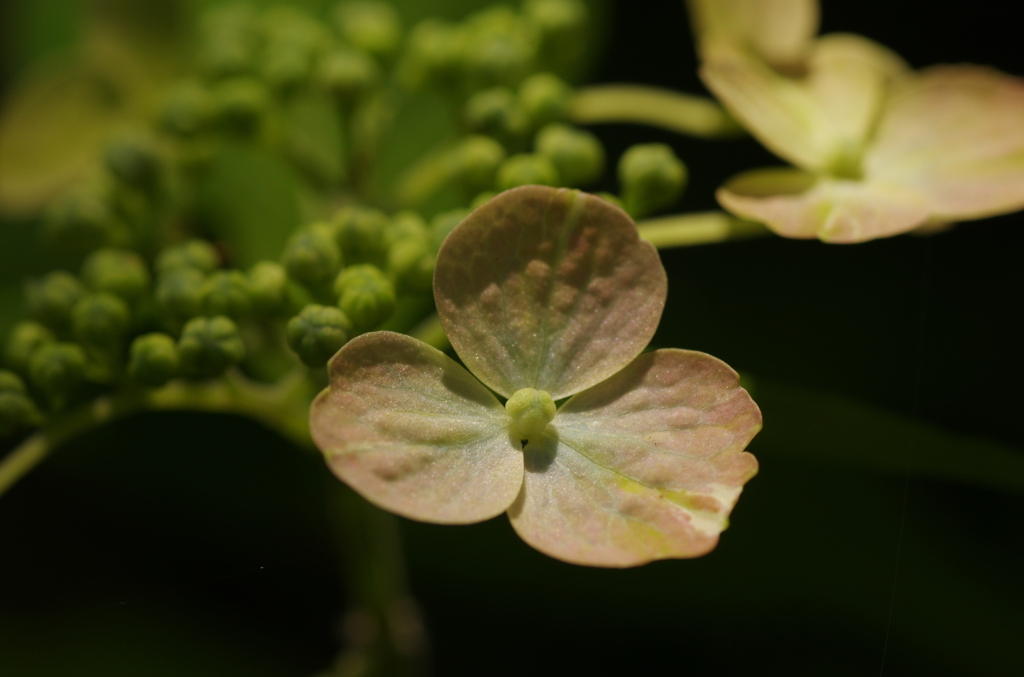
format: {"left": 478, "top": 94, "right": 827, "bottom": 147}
{"left": 310, "top": 186, "right": 761, "bottom": 567}
{"left": 689, "top": 0, "right": 1024, "bottom": 243}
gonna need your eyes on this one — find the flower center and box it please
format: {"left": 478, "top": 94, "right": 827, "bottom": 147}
{"left": 505, "top": 387, "right": 556, "bottom": 439}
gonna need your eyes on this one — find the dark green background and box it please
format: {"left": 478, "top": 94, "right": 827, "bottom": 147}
{"left": 1, "top": 1, "right": 1022, "bottom": 675}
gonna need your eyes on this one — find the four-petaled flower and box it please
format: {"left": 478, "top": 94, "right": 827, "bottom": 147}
{"left": 310, "top": 186, "right": 761, "bottom": 567}
{"left": 689, "top": 0, "right": 1024, "bottom": 243}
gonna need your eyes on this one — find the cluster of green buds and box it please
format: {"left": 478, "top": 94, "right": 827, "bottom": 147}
{"left": 1, "top": 0, "right": 698, "bottom": 444}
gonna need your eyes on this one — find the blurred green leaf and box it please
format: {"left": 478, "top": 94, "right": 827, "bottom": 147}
{"left": 752, "top": 379, "right": 1024, "bottom": 492}
{"left": 196, "top": 145, "right": 304, "bottom": 267}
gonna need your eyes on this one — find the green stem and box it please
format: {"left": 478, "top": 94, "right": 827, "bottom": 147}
{"left": 569, "top": 85, "right": 743, "bottom": 138}
{"left": 0, "top": 368, "right": 316, "bottom": 498}
{"left": 637, "top": 211, "right": 771, "bottom": 248}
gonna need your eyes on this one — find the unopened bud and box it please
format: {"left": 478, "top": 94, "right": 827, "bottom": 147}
{"left": 200, "top": 270, "right": 252, "bottom": 318}
{"left": 25, "top": 271, "right": 86, "bottom": 332}
{"left": 535, "top": 123, "right": 604, "bottom": 187}
{"left": 495, "top": 153, "right": 560, "bottom": 191}
{"left": 333, "top": 265, "right": 397, "bottom": 331}
{"left": 286, "top": 305, "right": 352, "bottom": 367}
{"left": 282, "top": 225, "right": 342, "bottom": 290}
{"left": 4, "top": 322, "right": 55, "bottom": 376}
{"left": 618, "top": 143, "right": 687, "bottom": 218}
{"left": 29, "top": 342, "right": 87, "bottom": 408}
{"left": 128, "top": 333, "right": 180, "bottom": 387}
{"left": 156, "top": 240, "right": 220, "bottom": 276}
{"left": 178, "top": 316, "right": 246, "bottom": 379}
{"left": 81, "top": 248, "right": 151, "bottom": 304}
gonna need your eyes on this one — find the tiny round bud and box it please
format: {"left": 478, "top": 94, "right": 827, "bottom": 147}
{"left": 524, "top": 0, "right": 587, "bottom": 69}
{"left": 534, "top": 123, "right": 605, "bottom": 187}
{"left": 155, "top": 268, "right": 206, "bottom": 324}
{"left": 465, "top": 87, "right": 529, "bottom": 143}
{"left": 72, "top": 292, "right": 131, "bottom": 348}
{"left": 281, "top": 225, "right": 342, "bottom": 290}
{"left": 29, "top": 342, "right": 87, "bottom": 408}
{"left": 519, "top": 72, "right": 572, "bottom": 128}
{"left": 387, "top": 237, "right": 434, "bottom": 294}
{"left": 505, "top": 387, "right": 556, "bottom": 439}
{"left": 430, "top": 208, "right": 471, "bottom": 251}
{"left": 200, "top": 270, "right": 252, "bottom": 318}
{"left": 319, "top": 47, "right": 380, "bottom": 102}
{"left": 81, "top": 248, "right": 151, "bottom": 304}
{"left": 156, "top": 240, "right": 220, "bottom": 276}
{"left": 128, "top": 333, "right": 180, "bottom": 387}
{"left": 462, "top": 6, "right": 538, "bottom": 88}
{"left": 260, "top": 8, "right": 329, "bottom": 92}
{"left": 450, "top": 136, "right": 506, "bottom": 194}
{"left": 495, "top": 153, "right": 560, "bottom": 191}
{"left": 248, "top": 261, "right": 310, "bottom": 317}
{"left": 0, "top": 370, "right": 41, "bottom": 435}
{"left": 178, "top": 316, "right": 246, "bottom": 379}
{"left": 4, "top": 322, "right": 55, "bottom": 376}
{"left": 332, "top": 207, "right": 390, "bottom": 265}
{"left": 397, "top": 19, "right": 465, "bottom": 89}
{"left": 384, "top": 210, "right": 429, "bottom": 248}
{"left": 333, "top": 265, "right": 397, "bottom": 331}
{"left": 160, "top": 81, "right": 216, "bottom": 138}
{"left": 25, "top": 271, "right": 86, "bottom": 331}
{"left": 334, "top": 1, "right": 401, "bottom": 58}
{"left": 286, "top": 305, "right": 352, "bottom": 368}
{"left": 104, "top": 132, "right": 162, "bottom": 192}
{"left": 617, "top": 143, "right": 688, "bottom": 219}
{"left": 215, "top": 77, "right": 270, "bottom": 137}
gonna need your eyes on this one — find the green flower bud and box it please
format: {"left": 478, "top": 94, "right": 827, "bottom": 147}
{"left": 29, "top": 342, "right": 86, "bottom": 408}
{"left": 495, "top": 153, "right": 560, "bottom": 191}
{"left": 465, "top": 87, "right": 529, "bottom": 144}
{"left": 200, "top": 270, "right": 252, "bottom": 318}
{"left": 506, "top": 387, "right": 556, "bottom": 439}
{"left": 334, "top": 1, "right": 401, "bottom": 58}
{"left": 178, "top": 316, "right": 246, "bottom": 379}
{"left": 155, "top": 268, "right": 206, "bottom": 324}
{"left": 387, "top": 237, "right": 434, "bottom": 294}
{"left": 42, "top": 186, "right": 118, "bottom": 259}
{"left": 384, "top": 210, "right": 429, "bottom": 249}
{"left": 25, "top": 271, "right": 85, "bottom": 331}
{"left": 534, "top": 123, "right": 605, "bottom": 187}
{"left": 4, "top": 322, "right": 55, "bottom": 376}
{"left": 281, "top": 225, "right": 342, "bottom": 290}
{"left": 160, "top": 81, "right": 216, "bottom": 138}
{"left": 519, "top": 72, "right": 572, "bottom": 128}
{"left": 72, "top": 293, "right": 131, "bottom": 348}
{"left": 104, "top": 132, "right": 162, "bottom": 192}
{"left": 450, "top": 136, "right": 506, "bottom": 194}
{"left": 286, "top": 305, "right": 352, "bottom": 367}
{"left": 215, "top": 77, "right": 269, "bottom": 137}
{"left": 319, "top": 47, "right": 380, "bottom": 102}
{"left": 430, "top": 208, "right": 471, "bottom": 251}
{"left": 127, "top": 333, "right": 180, "bottom": 387}
{"left": 462, "top": 6, "right": 539, "bottom": 88}
{"left": 156, "top": 240, "right": 220, "bottom": 276}
{"left": 333, "top": 264, "right": 396, "bottom": 331}
{"left": 618, "top": 143, "right": 688, "bottom": 219}
{"left": 523, "top": 0, "right": 587, "bottom": 70}
{"left": 0, "top": 371, "right": 41, "bottom": 436}
{"left": 397, "top": 20, "right": 465, "bottom": 89}
{"left": 332, "top": 207, "right": 389, "bottom": 265}
{"left": 248, "top": 261, "right": 310, "bottom": 317}
{"left": 81, "top": 248, "right": 151, "bottom": 304}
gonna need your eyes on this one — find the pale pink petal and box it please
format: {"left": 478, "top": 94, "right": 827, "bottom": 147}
{"left": 717, "top": 167, "right": 930, "bottom": 243}
{"left": 508, "top": 349, "right": 760, "bottom": 567}
{"left": 865, "top": 65, "right": 1024, "bottom": 220}
{"left": 434, "top": 186, "right": 666, "bottom": 400}
{"left": 310, "top": 331, "right": 522, "bottom": 524}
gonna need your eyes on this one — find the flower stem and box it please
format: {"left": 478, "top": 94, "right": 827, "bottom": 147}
{"left": 637, "top": 211, "right": 771, "bottom": 248}
{"left": 0, "top": 368, "right": 316, "bottom": 498}
{"left": 569, "top": 85, "right": 743, "bottom": 138}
